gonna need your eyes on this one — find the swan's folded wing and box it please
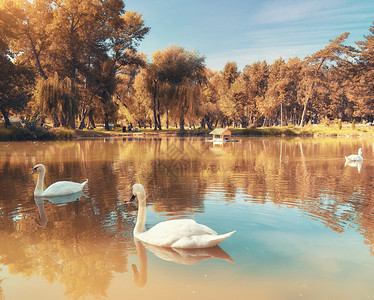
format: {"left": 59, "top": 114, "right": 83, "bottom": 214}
{"left": 171, "top": 231, "right": 236, "bottom": 249}
{"left": 140, "top": 219, "right": 217, "bottom": 247}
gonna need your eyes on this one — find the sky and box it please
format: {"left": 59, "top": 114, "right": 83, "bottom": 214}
{"left": 124, "top": 0, "right": 374, "bottom": 71}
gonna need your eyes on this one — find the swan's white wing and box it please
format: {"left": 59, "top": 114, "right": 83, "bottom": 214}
{"left": 138, "top": 219, "right": 216, "bottom": 247}
{"left": 138, "top": 219, "right": 235, "bottom": 248}
{"left": 171, "top": 231, "right": 236, "bottom": 249}
{"left": 43, "top": 180, "right": 87, "bottom": 197}
{"left": 346, "top": 154, "right": 363, "bottom": 161}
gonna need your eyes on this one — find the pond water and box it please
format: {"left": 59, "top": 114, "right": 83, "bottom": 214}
{"left": 1, "top": 136, "right": 374, "bottom": 299}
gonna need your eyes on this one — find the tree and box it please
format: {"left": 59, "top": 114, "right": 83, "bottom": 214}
{"left": 242, "top": 61, "right": 268, "bottom": 126}
{"left": 351, "top": 22, "right": 374, "bottom": 121}
{"left": 33, "top": 72, "right": 73, "bottom": 127}
{"left": 0, "top": 3, "right": 34, "bottom": 126}
{"left": 152, "top": 45, "right": 206, "bottom": 134}
{"left": 200, "top": 69, "right": 221, "bottom": 129}
{"left": 0, "top": 56, "right": 34, "bottom": 126}
{"left": 9, "top": 0, "right": 149, "bottom": 129}
{"left": 299, "top": 32, "right": 355, "bottom": 126}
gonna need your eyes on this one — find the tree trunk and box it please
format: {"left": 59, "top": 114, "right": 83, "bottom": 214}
{"left": 157, "top": 113, "right": 162, "bottom": 130}
{"left": 157, "top": 97, "right": 162, "bottom": 130}
{"left": 53, "top": 116, "right": 60, "bottom": 127}
{"left": 79, "top": 107, "right": 88, "bottom": 129}
{"left": 26, "top": 32, "right": 48, "bottom": 80}
{"left": 299, "top": 82, "right": 314, "bottom": 127}
{"left": 153, "top": 80, "right": 158, "bottom": 130}
{"left": 0, "top": 107, "right": 11, "bottom": 127}
{"left": 179, "top": 115, "right": 185, "bottom": 135}
{"left": 104, "top": 114, "right": 110, "bottom": 131}
{"left": 88, "top": 109, "right": 96, "bottom": 128}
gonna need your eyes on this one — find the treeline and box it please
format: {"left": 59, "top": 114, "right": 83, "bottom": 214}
{"left": 1, "top": 1, "right": 374, "bottom": 134}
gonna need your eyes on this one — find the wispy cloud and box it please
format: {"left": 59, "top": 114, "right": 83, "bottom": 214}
{"left": 126, "top": 0, "right": 374, "bottom": 71}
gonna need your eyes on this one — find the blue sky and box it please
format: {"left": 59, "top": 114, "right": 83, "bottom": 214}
{"left": 124, "top": 0, "right": 374, "bottom": 71}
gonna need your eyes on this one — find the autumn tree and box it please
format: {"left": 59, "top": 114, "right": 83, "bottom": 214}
{"left": 242, "top": 61, "right": 268, "bottom": 126}
{"left": 8, "top": 0, "right": 149, "bottom": 129}
{"left": 299, "top": 33, "right": 355, "bottom": 126}
{"left": 200, "top": 69, "right": 221, "bottom": 129}
{"left": 217, "top": 62, "right": 240, "bottom": 126}
{"left": 0, "top": 2, "right": 34, "bottom": 126}
{"left": 351, "top": 22, "right": 374, "bottom": 121}
{"left": 152, "top": 45, "right": 206, "bottom": 134}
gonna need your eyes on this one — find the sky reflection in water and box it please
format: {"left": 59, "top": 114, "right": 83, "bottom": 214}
{"left": 1, "top": 137, "right": 374, "bottom": 299}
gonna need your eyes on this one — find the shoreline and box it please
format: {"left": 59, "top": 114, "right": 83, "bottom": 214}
{"left": 1, "top": 125, "right": 374, "bottom": 141}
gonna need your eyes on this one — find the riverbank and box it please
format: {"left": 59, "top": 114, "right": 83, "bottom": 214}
{"left": 1, "top": 124, "right": 374, "bottom": 141}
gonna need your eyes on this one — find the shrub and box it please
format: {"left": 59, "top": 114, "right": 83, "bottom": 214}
{"left": 51, "top": 129, "right": 74, "bottom": 139}
{"left": 351, "top": 120, "right": 356, "bottom": 130}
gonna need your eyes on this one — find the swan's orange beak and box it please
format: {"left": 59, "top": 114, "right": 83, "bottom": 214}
{"left": 30, "top": 167, "right": 38, "bottom": 175}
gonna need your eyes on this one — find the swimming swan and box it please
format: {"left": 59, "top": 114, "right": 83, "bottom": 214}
{"left": 345, "top": 148, "right": 363, "bottom": 162}
{"left": 129, "top": 183, "right": 235, "bottom": 249}
{"left": 31, "top": 164, "right": 88, "bottom": 197}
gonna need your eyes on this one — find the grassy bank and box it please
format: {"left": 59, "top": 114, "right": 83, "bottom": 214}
{"left": 0, "top": 127, "right": 74, "bottom": 141}
{"left": 1, "top": 123, "right": 374, "bottom": 141}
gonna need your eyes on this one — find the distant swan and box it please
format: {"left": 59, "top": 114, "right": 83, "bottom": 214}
{"left": 345, "top": 148, "right": 363, "bottom": 162}
{"left": 31, "top": 164, "right": 88, "bottom": 197}
{"left": 129, "top": 183, "right": 235, "bottom": 249}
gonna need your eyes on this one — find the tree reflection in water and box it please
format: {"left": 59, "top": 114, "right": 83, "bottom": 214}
{"left": 1, "top": 137, "right": 374, "bottom": 298}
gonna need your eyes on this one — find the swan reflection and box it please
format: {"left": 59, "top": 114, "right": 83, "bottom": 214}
{"left": 344, "top": 160, "right": 363, "bottom": 173}
{"left": 142, "top": 241, "right": 234, "bottom": 265}
{"left": 33, "top": 191, "right": 85, "bottom": 227}
{"left": 132, "top": 239, "right": 234, "bottom": 288}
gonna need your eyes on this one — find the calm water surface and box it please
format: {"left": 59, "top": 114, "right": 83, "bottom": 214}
{"left": 1, "top": 136, "right": 374, "bottom": 299}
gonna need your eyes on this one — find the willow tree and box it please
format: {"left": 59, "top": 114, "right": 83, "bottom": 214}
{"left": 34, "top": 73, "right": 74, "bottom": 127}
{"left": 152, "top": 45, "right": 206, "bottom": 134}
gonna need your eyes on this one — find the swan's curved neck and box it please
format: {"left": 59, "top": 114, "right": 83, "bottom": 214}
{"left": 34, "top": 170, "right": 45, "bottom": 196}
{"left": 134, "top": 194, "right": 146, "bottom": 235}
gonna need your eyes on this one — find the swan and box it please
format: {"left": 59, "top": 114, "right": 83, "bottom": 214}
{"left": 31, "top": 164, "right": 88, "bottom": 197}
{"left": 129, "top": 183, "right": 235, "bottom": 249}
{"left": 345, "top": 148, "right": 363, "bottom": 162}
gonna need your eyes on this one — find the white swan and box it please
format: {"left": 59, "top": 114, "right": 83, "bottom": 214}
{"left": 31, "top": 164, "right": 88, "bottom": 197}
{"left": 130, "top": 183, "right": 235, "bottom": 249}
{"left": 345, "top": 148, "right": 363, "bottom": 162}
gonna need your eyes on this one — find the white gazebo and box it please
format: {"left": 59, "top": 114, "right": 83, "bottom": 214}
{"left": 209, "top": 128, "right": 232, "bottom": 141}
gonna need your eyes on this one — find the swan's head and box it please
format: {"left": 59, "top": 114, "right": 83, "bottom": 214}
{"left": 30, "top": 164, "right": 46, "bottom": 175}
{"left": 358, "top": 148, "right": 363, "bottom": 155}
{"left": 130, "top": 184, "right": 146, "bottom": 202}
